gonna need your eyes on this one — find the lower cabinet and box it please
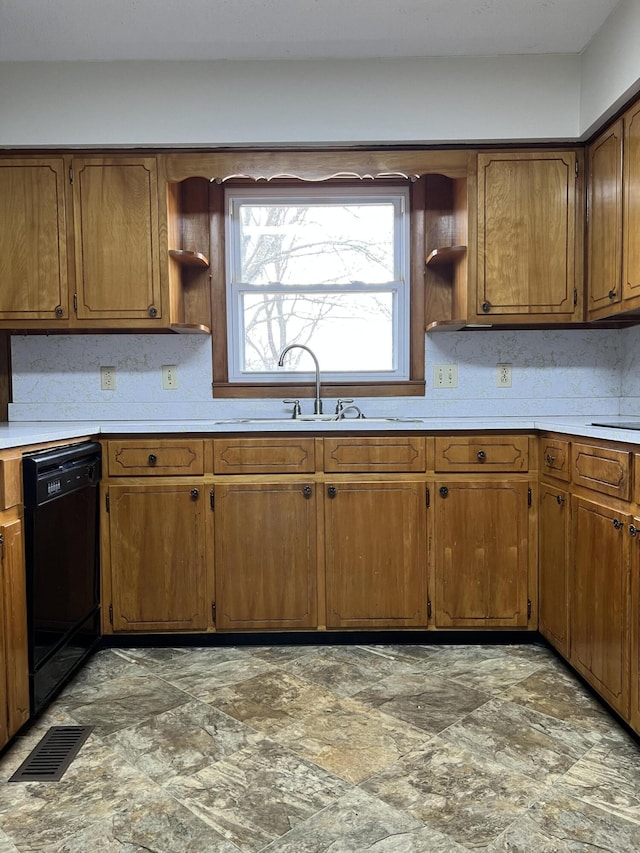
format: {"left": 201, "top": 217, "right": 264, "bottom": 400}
{"left": 433, "top": 479, "right": 531, "bottom": 627}
{"left": 324, "top": 479, "right": 427, "bottom": 628}
{"left": 0, "top": 551, "right": 6, "bottom": 747}
{"left": 213, "top": 482, "right": 317, "bottom": 630}
{"left": 106, "top": 483, "right": 209, "bottom": 632}
{"left": 630, "top": 515, "right": 640, "bottom": 732}
{"left": 538, "top": 482, "right": 570, "bottom": 656}
{"left": 1, "top": 516, "right": 29, "bottom": 748}
{"left": 570, "top": 495, "right": 631, "bottom": 718}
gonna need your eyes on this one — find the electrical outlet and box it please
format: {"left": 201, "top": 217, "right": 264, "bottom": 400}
{"left": 162, "top": 365, "right": 178, "bottom": 390}
{"left": 100, "top": 366, "right": 116, "bottom": 391}
{"left": 434, "top": 364, "right": 458, "bottom": 388}
{"left": 497, "top": 363, "right": 512, "bottom": 387}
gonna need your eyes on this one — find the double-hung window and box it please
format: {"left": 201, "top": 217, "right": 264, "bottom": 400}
{"left": 224, "top": 184, "right": 411, "bottom": 385}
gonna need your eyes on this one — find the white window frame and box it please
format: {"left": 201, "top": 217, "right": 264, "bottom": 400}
{"left": 224, "top": 184, "right": 411, "bottom": 384}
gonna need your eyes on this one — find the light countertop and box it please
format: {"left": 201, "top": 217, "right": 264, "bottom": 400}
{"left": 3, "top": 416, "right": 640, "bottom": 451}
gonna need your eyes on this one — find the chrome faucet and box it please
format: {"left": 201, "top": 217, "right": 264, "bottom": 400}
{"left": 277, "top": 344, "right": 323, "bottom": 414}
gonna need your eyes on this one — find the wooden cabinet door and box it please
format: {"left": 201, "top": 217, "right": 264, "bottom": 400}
{"left": 434, "top": 480, "right": 530, "bottom": 627}
{"left": 477, "top": 152, "right": 578, "bottom": 320}
{"left": 214, "top": 482, "right": 317, "bottom": 629}
{"left": 570, "top": 496, "right": 630, "bottom": 717}
{"left": 630, "top": 517, "right": 640, "bottom": 732}
{"left": 108, "top": 484, "right": 208, "bottom": 631}
{"left": 325, "top": 480, "right": 427, "bottom": 628}
{"left": 623, "top": 102, "right": 640, "bottom": 308}
{"left": 0, "top": 159, "right": 69, "bottom": 322}
{"left": 587, "top": 120, "right": 623, "bottom": 319}
{"left": 72, "top": 158, "right": 161, "bottom": 323}
{"left": 539, "top": 483, "right": 570, "bottom": 657}
{"left": 1, "top": 518, "right": 29, "bottom": 738}
{"left": 0, "top": 526, "right": 7, "bottom": 750}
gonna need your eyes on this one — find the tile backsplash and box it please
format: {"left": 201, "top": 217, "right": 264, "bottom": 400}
{"left": 8, "top": 326, "right": 634, "bottom": 421}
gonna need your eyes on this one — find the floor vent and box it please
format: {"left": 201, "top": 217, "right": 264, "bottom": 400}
{"left": 8, "top": 726, "right": 93, "bottom": 782}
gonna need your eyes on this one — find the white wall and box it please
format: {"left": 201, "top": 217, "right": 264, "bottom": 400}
{"left": 8, "top": 329, "right": 622, "bottom": 421}
{"left": 0, "top": 55, "right": 581, "bottom": 147}
{"left": 1, "top": 2, "right": 640, "bottom": 147}
{"left": 580, "top": 0, "right": 640, "bottom": 138}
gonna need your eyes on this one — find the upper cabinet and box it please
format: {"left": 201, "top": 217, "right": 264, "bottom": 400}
{"left": 71, "top": 158, "right": 163, "bottom": 326}
{"left": 476, "top": 151, "right": 582, "bottom": 323}
{"left": 426, "top": 150, "right": 583, "bottom": 329}
{"left": 623, "top": 103, "right": 640, "bottom": 311}
{"left": 0, "top": 155, "right": 211, "bottom": 333}
{"left": 587, "top": 102, "right": 640, "bottom": 321}
{"left": 587, "top": 121, "right": 623, "bottom": 318}
{"left": 0, "top": 159, "right": 69, "bottom": 324}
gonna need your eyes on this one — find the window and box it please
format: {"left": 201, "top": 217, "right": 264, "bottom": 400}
{"left": 224, "top": 185, "right": 411, "bottom": 385}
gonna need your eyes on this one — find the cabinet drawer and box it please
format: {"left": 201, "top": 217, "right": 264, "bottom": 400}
{"left": 212, "top": 438, "right": 316, "bottom": 474}
{"left": 323, "top": 437, "right": 426, "bottom": 473}
{"left": 107, "top": 440, "right": 204, "bottom": 476}
{"left": 540, "top": 437, "right": 570, "bottom": 482}
{"left": 434, "top": 435, "right": 529, "bottom": 472}
{"left": 572, "top": 442, "right": 631, "bottom": 500}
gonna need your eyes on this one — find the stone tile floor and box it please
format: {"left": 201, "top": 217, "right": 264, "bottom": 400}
{"left": 0, "top": 642, "right": 639, "bottom": 851}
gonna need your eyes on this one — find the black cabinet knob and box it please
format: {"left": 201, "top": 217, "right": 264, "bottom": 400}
{"left": 303, "top": 485, "right": 313, "bottom": 499}
{"left": 190, "top": 488, "right": 199, "bottom": 500}
{"left": 439, "top": 486, "right": 449, "bottom": 497}
{"left": 148, "top": 453, "right": 157, "bottom": 465}
{"left": 327, "top": 486, "right": 337, "bottom": 499}
{"left": 477, "top": 449, "right": 486, "bottom": 461}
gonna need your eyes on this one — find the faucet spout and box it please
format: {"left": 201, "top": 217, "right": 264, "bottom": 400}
{"left": 277, "top": 344, "right": 323, "bottom": 415}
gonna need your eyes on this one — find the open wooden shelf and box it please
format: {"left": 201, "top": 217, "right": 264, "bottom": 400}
{"left": 425, "top": 245, "right": 467, "bottom": 267}
{"left": 169, "top": 322, "right": 211, "bottom": 335}
{"left": 169, "top": 249, "right": 210, "bottom": 268}
{"left": 426, "top": 318, "right": 469, "bottom": 332}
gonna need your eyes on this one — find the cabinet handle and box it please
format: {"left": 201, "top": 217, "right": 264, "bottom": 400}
{"left": 608, "top": 290, "right": 617, "bottom": 300}
{"left": 327, "top": 486, "right": 337, "bottom": 499}
{"left": 556, "top": 494, "right": 565, "bottom": 505}
{"left": 477, "top": 450, "right": 486, "bottom": 461}
{"left": 439, "top": 486, "right": 449, "bottom": 498}
{"left": 303, "top": 485, "right": 313, "bottom": 499}
{"left": 613, "top": 518, "right": 623, "bottom": 530}
{"left": 630, "top": 524, "right": 639, "bottom": 537}
{"left": 148, "top": 453, "right": 157, "bottom": 465}
{"left": 545, "top": 453, "right": 555, "bottom": 465}
{"left": 148, "top": 305, "right": 158, "bottom": 318}
{"left": 54, "top": 305, "right": 64, "bottom": 318}
{"left": 190, "top": 488, "right": 199, "bottom": 500}
{"left": 481, "top": 301, "right": 491, "bottom": 313}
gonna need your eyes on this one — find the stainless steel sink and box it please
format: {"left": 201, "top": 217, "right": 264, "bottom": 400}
{"left": 213, "top": 416, "right": 423, "bottom": 425}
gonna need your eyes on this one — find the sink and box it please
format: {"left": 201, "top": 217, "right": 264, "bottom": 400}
{"left": 214, "top": 416, "right": 423, "bottom": 425}
{"left": 213, "top": 418, "right": 294, "bottom": 424}
{"left": 342, "top": 417, "right": 423, "bottom": 423}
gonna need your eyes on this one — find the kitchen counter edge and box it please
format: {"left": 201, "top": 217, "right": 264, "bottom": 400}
{"left": 1, "top": 416, "right": 640, "bottom": 451}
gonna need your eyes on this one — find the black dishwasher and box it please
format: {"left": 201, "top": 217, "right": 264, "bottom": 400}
{"left": 22, "top": 441, "right": 102, "bottom": 715}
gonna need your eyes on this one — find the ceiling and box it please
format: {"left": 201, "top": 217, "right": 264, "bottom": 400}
{"left": 0, "top": 0, "right": 622, "bottom": 62}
